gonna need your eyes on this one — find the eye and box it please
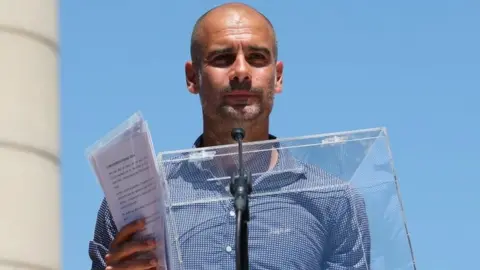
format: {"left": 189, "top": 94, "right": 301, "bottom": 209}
{"left": 248, "top": 53, "right": 266, "bottom": 60}
{"left": 211, "top": 54, "right": 235, "bottom": 67}
{"left": 247, "top": 53, "right": 268, "bottom": 66}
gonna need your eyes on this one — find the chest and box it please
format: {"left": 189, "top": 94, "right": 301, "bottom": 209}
{"left": 165, "top": 194, "right": 332, "bottom": 270}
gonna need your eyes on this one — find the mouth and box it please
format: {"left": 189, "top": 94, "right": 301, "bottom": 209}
{"left": 223, "top": 91, "right": 259, "bottom": 108}
{"left": 223, "top": 91, "right": 258, "bottom": 98}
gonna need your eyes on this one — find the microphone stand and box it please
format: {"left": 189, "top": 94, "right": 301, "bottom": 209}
{"left": 229, "top": 128, "right": 252, "bottom": 270}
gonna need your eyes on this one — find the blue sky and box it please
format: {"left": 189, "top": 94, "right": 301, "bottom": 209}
{"left": 61, "top": 1, "right": 479, "bottom": 269}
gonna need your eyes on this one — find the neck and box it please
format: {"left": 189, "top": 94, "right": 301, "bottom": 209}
{"left": 202, "top": 117, "right": 270, "bottom": 147}
{"left": 203, "top": 117, "right": 278, "bottom": 174}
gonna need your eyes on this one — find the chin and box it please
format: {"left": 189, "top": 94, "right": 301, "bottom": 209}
{"left": 222, "top": 105, "right": 262, "bottom": 122}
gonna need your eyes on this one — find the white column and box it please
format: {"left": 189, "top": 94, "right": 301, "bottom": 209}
{"left": 0, "top": 0, "right": 60, "bottom": 269}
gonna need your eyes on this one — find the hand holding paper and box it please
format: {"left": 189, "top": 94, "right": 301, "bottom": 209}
{"left": 86, "top": 112, "right": 167, "bottom": 270}
{"left": 105, "top": 219, "right": 160, "bottom": 269}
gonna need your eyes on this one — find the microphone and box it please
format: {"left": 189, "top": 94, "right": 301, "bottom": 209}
{"left": 231, "top": 128, "right": 245, "bottom": 142}
{"left": 231, "top": 128, "right": 246, "bottom": 177}
{"left": 229, "top": 127, "right": 252, "bottom": 270}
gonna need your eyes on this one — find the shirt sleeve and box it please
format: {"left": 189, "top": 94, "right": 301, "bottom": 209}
{"left": 323, "top": 186, "right": 371, "bottom": 269}
{"left": 89, "top": 198, "right": 118, "bottom": 270}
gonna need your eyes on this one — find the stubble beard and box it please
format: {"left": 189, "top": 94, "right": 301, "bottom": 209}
{"left": 198, "top": 70, "right": 276, "bottom": 124}
{"left": 221, "top": 102, "right": 261, "bottom": 121}
{"left": 221, "top": 83, "right": 275, "bottom": 123}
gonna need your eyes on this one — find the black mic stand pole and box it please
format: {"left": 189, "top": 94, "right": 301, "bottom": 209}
{"left": 229, "top": 128, "right": 252, "bottom": 270}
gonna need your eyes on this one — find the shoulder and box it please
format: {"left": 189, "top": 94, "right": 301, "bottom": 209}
{"left": 299, "top": 162, "right": 354, "bottom": 194}
{"left": 297, "top": 162, "right": 368, "bottom": 214}
{"left": 89, "top": 198, "right": 118, "bottom": 266}
{"left": 93, "top": 198, "right": 118, "bottom": 237}
{"left": 97, "top": 198, "right": 112, "bottom": 219}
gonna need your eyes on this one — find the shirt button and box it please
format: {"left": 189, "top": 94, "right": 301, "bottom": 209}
{"left": 229, "top": 210, "right": 235, "bottom": 217}
{"left": 225, "top": 186, "right": 230, "bottom": 192}
{"left": 226, "top": 246, "right": 232, "bottom": 252}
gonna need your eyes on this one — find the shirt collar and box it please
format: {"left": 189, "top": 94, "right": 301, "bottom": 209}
{"left": 192, "top": 134, "right": 279, "bottom": 148}
{"left": 186, "top": 134, "right": 306, "bottom": 186}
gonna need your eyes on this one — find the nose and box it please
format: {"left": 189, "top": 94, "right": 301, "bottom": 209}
{"left": 229, "top": 54, "right": 251, "bottom": 83}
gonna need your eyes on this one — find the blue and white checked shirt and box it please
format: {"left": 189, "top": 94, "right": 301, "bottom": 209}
{"left": 89, "top": 134, "right": 371, "bottom": 270}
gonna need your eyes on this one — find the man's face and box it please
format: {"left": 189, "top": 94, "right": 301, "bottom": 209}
{"left": 186, "top": 10, "right": 283, "bottom": 123}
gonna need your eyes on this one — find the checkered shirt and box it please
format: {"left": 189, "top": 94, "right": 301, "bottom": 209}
{"left": 89, "top": 134, "right": 371, "bottom": 270}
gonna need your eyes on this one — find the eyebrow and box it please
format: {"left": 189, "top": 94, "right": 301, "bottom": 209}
{"left": 206, "top": 45, "right": 272, "bottom": 59}
{"left": 206, "top": 47, "right": 234, "bottom": 59}
{"left": 247, "top": 45, "right": 271, "bottom": 56}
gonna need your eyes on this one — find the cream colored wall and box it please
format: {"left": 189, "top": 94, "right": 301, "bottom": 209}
{"left": 0, "top": 0, "right": 60, "bottom": 269}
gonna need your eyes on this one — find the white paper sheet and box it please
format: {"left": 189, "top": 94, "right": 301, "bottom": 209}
{"left": 87, "top": 113, "right": 167, "bottom": 269}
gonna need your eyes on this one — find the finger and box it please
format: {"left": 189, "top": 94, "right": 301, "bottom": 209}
{"left": 111, "top": 219, "right": 146, "bottom": 248}
{"left": 106, "top": 239, "right": 157, "bottom": 264}
{"left": 106, "top": 257, "right": 159, "bottom": 270}
{"left": 123, "top": 251, "right": 165, "bottom": 269}
{"left": 128, "top": 250, "right": 159, "bottom": 261}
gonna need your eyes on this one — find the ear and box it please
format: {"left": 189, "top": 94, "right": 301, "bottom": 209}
{"left": 185, "top": 61, "right": 199, "bottom": 94}
{"left": 274, "top": 61, "right": 284, "bottom": 94}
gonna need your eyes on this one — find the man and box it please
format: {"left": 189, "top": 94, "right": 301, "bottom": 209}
{"left": 89, "top": 2, "right": 371, "bottom": 269}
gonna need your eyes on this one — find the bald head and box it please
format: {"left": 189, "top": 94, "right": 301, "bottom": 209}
{"left": 190, "top": 3, "right": 278, "bottom": 67}
{"left": 184, "top": 2, "right": 284, "bottom": 141}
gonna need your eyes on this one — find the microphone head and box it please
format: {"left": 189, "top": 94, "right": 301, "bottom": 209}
{"left": 231, "top": 128, "right": 245, "bottom": 141}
